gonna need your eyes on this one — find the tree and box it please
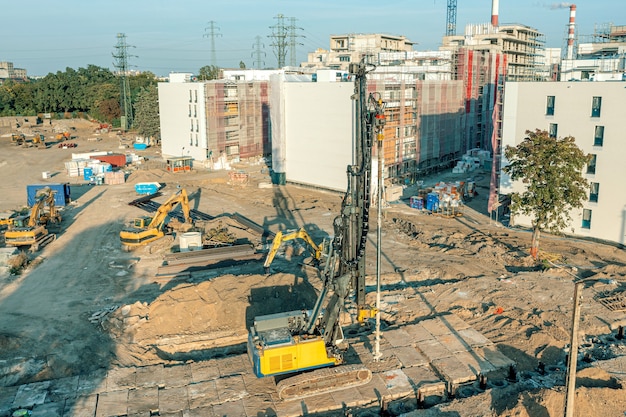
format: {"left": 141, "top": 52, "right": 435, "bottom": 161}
{"left": 239, "top": 61, "right": 246, "bottom": 69}
{"left": 133, "top": 84, "right": 160, "bottom": 142}
{"left": 198, "top": 65, "right": 220, "bottom": 80}
{"left": 503, "top": 129, "right": 590, "bottom": 260}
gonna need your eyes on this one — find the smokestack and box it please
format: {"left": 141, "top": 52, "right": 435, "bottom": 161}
{"left": 567, "top": 4, "right": 576, "bottom": 60}
{"left": 491, "top": 0, "right": 499, "bottom": 27}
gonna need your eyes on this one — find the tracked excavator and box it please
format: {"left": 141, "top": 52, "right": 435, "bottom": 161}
{"left": 5, "top": 187, "right": 60, "bottom": 251}
{"left": 120, "top": 188, "right": 193, "bottom": 248}
{"left": 262, "top": 228, "right": 323, "bottom": 274}
{"left": 247, "top": 60, "right": 386, "bottom": 400}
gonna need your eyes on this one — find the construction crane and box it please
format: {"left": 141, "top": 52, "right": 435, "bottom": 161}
{"left": 446, "top": 0, "right": 458, "bottom": 36}
{"left": 247, "top": 60, "right": 385, "bottom": 400}
{"left": 119, "top": 188, "right": 193, "bottom": 249}
{"left": 5, "top": 187, "right": 60, "bottom": 251}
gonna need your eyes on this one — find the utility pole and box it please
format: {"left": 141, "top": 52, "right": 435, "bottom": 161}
{"left": 564, "top": 281, "right": 583, "bottom": 417}
{"left": 204, "top": 21, "right": 222, "bottom": 67}
{"left": 288, "top": 17, "right": 304, "bottom": 67}
{"left": 269, "top": 14, "right": 288, "bottom": 68}
{"left": 252, "top": 36, "right": 266, "bottom": 69}
{"left": 112, "top": 33, "right": 136, "bottom": 131}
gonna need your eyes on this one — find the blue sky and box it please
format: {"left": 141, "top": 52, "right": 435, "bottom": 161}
{"left": 1, "top": 0, "right": 619, "bottom": 77}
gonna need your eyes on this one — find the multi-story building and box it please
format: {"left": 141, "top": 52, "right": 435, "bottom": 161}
{"left": 0, "top": 61, "right": 27, "bottom": 81}
{"left": 158, "top": 74, "right": 269, "bottom": 167}
{"left": 499, "top": 81, "right": 626, "bottom": 246}
{"left": 301, "top": 34, "right": 415, "bottom": 71}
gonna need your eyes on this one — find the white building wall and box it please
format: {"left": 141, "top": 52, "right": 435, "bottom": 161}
{"left": 158, "top": 82, "right": 208, "bottom": 162}
{"left": 500, "top": 81, "right": 626, "bottom": 245}
{"left": 270, "top": 76, "right": 354, "bottom": 191}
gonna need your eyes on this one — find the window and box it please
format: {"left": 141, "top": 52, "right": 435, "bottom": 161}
{"left": 594, "top": 126, "right": 604, "bottom": 146}
{"left": 194, "top": 105, "right": 197, "bottom": 118}
{"left": 190, "top": 133, "right": 193, "bottom": 145}
{"left": 549, "top": 123, "right": 558, "bottom": 138}
{"left": 189, "top": 90, "right": 193, "bottom": 102}
{"left": 546, "top": 95, "right": 555, "bottom": 116}
{"left": 194, "top": 90, "right": 198, "bottom": 103}
{"left": 589, "top": 182, "right": 599, "bottom": 202}
{"left": 582, "top": 209, "right": 592, "bottom": 229}
{"left": 188, "top": 105, "right": 192, "bottom": 117}
{"left": 587, "top": 154, "right": 597, "bottom": 174}
{"left": 339, "top": 56, "right": 350, "bottom": 62}
{"left": 591, "top": 96, "right": 602, "bottom": 117}
{"left": 190, "top": 120, "right": 194, "bottom": 132}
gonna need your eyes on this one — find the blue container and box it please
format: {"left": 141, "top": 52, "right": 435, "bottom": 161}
{"left": 134, "top": 182, "right": 161, "bottom": 195}
{"left": 27, "top": 183, "right": 71, "bottom": 207}
{"left": 83, "top": 167, "right": 93, "bottom": 180}
{"left": 133, "top": 143, "right": 148, "bottom": 150}
{"left": 426, "top": 193, "right": 439, "bottom": 211}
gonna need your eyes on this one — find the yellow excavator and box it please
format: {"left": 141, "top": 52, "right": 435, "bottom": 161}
{"left": 262, "top": 228, "right": 323, "bottom": 274}
{"left": 120, "top": 188, "right": 193, "bottom": 248}
{"left": 5, "top": 187, "right": 60, "bottom": 251}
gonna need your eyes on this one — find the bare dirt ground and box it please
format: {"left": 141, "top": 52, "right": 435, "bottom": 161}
{"left": 1, "top": 117, "right": 625, "bottom": 416}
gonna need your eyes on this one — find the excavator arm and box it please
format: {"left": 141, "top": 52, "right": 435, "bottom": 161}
{"left": 262, "top": 228, "right": 322, "bottom": 274}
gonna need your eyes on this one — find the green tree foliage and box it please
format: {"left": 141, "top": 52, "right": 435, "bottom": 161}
{"left": 198, "top": 65, "right": 220, "bottom": 80}
{"left": 503, "top": 129, "right": 590, "bottom": 260}
{"left": 239, "top": 61, "right": 246, "bottom": 69}
{"left": 133, "top": 84, "right": 160, "bottom": 142}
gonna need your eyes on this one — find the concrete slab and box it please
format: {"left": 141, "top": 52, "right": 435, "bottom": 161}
{"left": 158, "top": 386, "right": 189, "bottom": 414}
{"left": 299, "top": 392, "right": 340, "bottom": 414}
{"left": 187, "top": 380, "right": 218, "bottom": 409}
{"left": 415, "top": 338, "right": 453, "bottom": 361}
{"left": 106, "top": 367, "right": 137, "bottom": 391}
{"left": 13, "top": 381, "right": 49, "bottom": 408}
{"left": 389, "top": 346, "right": 429, "bottom": 368}
{"left": 431, "top": 356, "right": 476, "bottom": 386}
{"left": 382, "top": 328, "right": 413, "bottom": 348}
{"left": 401, "top": 365, "right": 445, "bottom": 394}
{"left": 76, "top": 369, "right": 107, "bottom": 395}
{"left": 420, "top": 317, "right": 455, "bottom": 337}
{"left": 162, "top": 364, "right": 193, "bottom": 387}
{"left": 184, "top": 406, "right": 216, "bottom": 417}
{"left": 127, "top": 387, "right": 159, "bottom": 416}
{"left": 477, "top": 346, "right": 515, "bottom": 370}
{"left": 217, "top": 355, "right": 248, "bottom": 377}
{"left": 273, "top": 398, "right": 307, "bottom": 417}
{"left": 457, "top": 328, "right": 492, "bottom": 348}
{"left": 438, "top": 313, "right": 470, "bottom": 330}
{"left": 330, "top": 386, "right": 365, "bottom": 408}
{"left": 30, "top": 401, "right": 64, "bottom": 417}
{"left": 356, "top": 374, "right": 390, "bottom": 403}
{"left": 438, "top": 332, "right": 471, "bottom": 354}
{"left": 243, "top": 395, "right": 276, "bottom": 417}
{"left": 47, "top": 376, "right": 79, "bottom": 403}
{"left": 136, "top": 364, "right": 164, "bottom": 388}
{"left": 379, "top": 369, "right": 414, "bottom": 400}
{"left": 454, "top": 350, "right": 496, "bottom": 375}
{"left": 212, "top": 399, "right": 246, "bottom": 417}
{"left": 242, "top": 374, "right": 277, "bottom": 396}
{"left": 0, "top": 385, "right": 18, "bottom": 416}
{"left": 190, "top": 360, "right": 220, "bottom": 383}
{"left": 215, "top": 375, "right": 247, "bottom": 402}
{"left": 403, "top": 323, "right": 435, "bottom": 342}
{"left": 63, "top": 395, "right": 98, "bottom": 417}
{"left": 95, "top": 389, "right": 129, "bottom": 417}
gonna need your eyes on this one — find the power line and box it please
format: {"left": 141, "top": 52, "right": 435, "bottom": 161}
{"left": 288, "top": 17, "right": 304, "bottom": 67}
{"left": 251, "top": 35, "right": 266, "bottom": 69}
{"left": 112, "top": 33, "right": 136, "bottom": 131}
{"left": 203, "top": 21, "right": 222, "bottom": 67}
{"left": 268, "top": 14, "right": 288, "bottom": 68}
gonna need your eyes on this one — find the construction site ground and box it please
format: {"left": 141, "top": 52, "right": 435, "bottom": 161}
{"left": 1, "top": 117, "right": 626, "bottom": 417}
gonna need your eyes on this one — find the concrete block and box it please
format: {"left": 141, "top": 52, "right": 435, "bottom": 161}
{"left": 300, "top": 392, "right": 340, "bottom": 414}
{"left": 382, "top": 328, "right": 413, "bottom": 348}
{"left": 136, "top": 364, "right": 164, "bottom": 388}
{"left": 438, "top": 313, "right": 470, "bottom": 330}
{"left": 401, "top": 365, "right": 445, "bottom": 393}
{"left": 106, "top": 367, "right": 137, "bottom": 391}
{"left": 212, "top": 399, "right": 245, "bottom": 417}
{"left": 242, "top": 373, "right": 276, "bottom": 396}
{"left": 215, "top": 375, "right": 247, "bottom": 402}
{"left": 30, "top": 402, "right": 64, "bottom": 417}
{"left": 0, "top": 386, "right": 18, "bottom": 416}
{"left": 95, "top": 389, "right": 129, "bottom": 417}
{"left": 454, "top": 350, "right": 496, "bottom": 375}
{"left": 243, "top": 395, "right": 276, "bottom": 417}
{"left": 431, "top": 356, "right": 476, "bottom": 385}
{"left": 217, "top": 355, "right": 247, "bottom": 377}
{"left": 76, "top": 369, "right": 107, "bottom": 395}
{"left": 415, "top": 338, "right": 453, "bottom": 361}
{"left": 63, "top": 395, "right": 98, "bottom": 417}
{"left": 389, "top": 346, "right": 429, "bottom": 368}
{"left": 127, "top": 387, "right": 159, "bottom": 416}
{"left": 356, "top": 374, "right": 390, "bottom": 406}
{"left": 380, "top": 369, "right": 414, "bottom": 400}
{"left": 457, "top": 328, "right": 492, "bottom": 348}
{"left": 162, "top": 364, "right": 192, "bottom": 388}
{"left": 187, "top": 380, "right": 218, "bottom": 409}
{"left": 403, "top": 323, "right": 435, "bottom": 342}
{"left": 190, "top": 360, "right": 220, "bottom": 383}
{"left": 438, "top": 332, "right": 471, "bottom": 353}
{"left": 420, "top": 317, "right": 454, "bottom": 337}
{"left": 330, "top": 386, "right": 365, "bottom": 408}
{"left": 13, "top": 381, "right": 49, "bottom": 408}
{"left": 158, "top": 386, "right": 189, "bottom": 414}
{"left": 477, "top": 346, "right": 515, "bottom": 370}
{"left": 184, "top": 406, "right": 215, "bottom": 417}
{"left": 47, "top": 376, "right": 79, "bottom": 403}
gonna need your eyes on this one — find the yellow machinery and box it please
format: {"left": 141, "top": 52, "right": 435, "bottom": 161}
{"left": 11, "top": 133, "right": 25, "bottom": 145}
{"left": 0, "top": 211, "right": 18, "bottom": 229}
{"left": 248, "top": 61, "right": 385, "bottom": 399}
{"left": 55, "top": 131, "right": 71, "bottom": 141}
{"left": 5, "top": 187, "right": 60, "bottom": 251}
{"left": 262, "top": 228, "right": 323, "bottom": 274}
{"left": 120, "top": 188, "right": 193, "bottom": 248}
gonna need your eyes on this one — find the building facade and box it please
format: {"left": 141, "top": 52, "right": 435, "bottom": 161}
{"left": 499, "top": 81, "right": 626, "bottom": 246}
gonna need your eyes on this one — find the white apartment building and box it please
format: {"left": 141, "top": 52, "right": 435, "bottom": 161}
{"left": 500, "top": 81, "right": 626, "bottom": 246}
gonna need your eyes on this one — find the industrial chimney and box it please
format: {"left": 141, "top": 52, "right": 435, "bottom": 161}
{"left": 567, "top": 4, "right": 576, "bottom": 60}
{"left": 491, "top": 0, "right": 499, "bottom": 27}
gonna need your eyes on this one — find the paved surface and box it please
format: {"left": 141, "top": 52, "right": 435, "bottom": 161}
{"left": 0, "top": 313, "right": 514, "bottom": 417}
